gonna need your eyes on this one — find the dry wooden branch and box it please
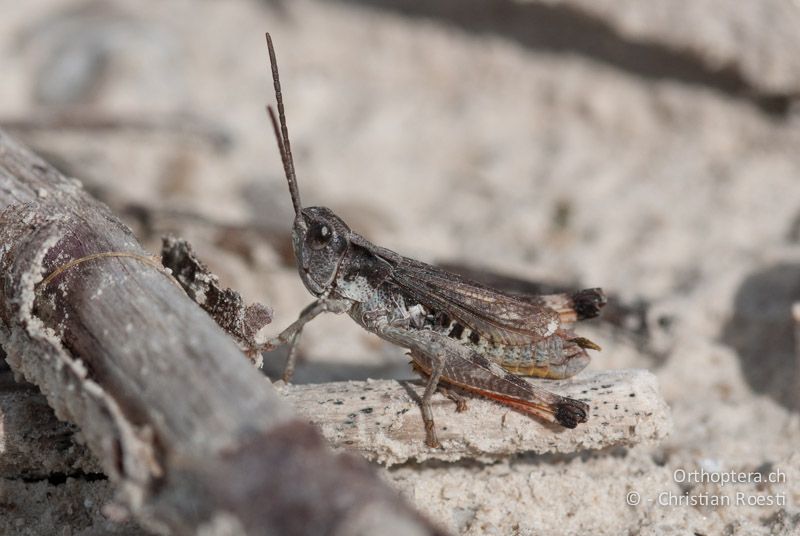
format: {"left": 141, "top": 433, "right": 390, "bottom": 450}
{"left": 277, "top": 369, "right": 670, "bottom": 466}
{"left": 0, "top": 129, "right": 445, "bottom": 536}
{"left": 0, "top": 111, "right": 232, "bottom": 151}
{"left": 2, "top": 367, "right": 670, "bottom": 475}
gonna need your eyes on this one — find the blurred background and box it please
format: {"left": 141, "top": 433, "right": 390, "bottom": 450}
{"left": 2, "top": 0, "right": 800, "bottom": 534}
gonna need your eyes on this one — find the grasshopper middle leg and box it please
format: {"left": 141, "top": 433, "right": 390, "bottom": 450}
{"left": 417, "top": 351, "right": 446, "bottom": 449}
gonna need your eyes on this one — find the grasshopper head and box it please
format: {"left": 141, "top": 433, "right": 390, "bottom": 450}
{"left": 264, "top": 34, "right": 353, "bottom": 296}
{"left": 292, "top": 206, "right": 351, "bottom": 296}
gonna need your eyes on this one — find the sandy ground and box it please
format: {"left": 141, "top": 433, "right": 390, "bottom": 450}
{"left": 1, "top": 0, "right": 799, "bottom": 534}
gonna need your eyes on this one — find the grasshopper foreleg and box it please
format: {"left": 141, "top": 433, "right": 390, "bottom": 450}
{"left": 257, "top": 298, "right": 352, "bottom": 381}
{"left": 280, "top": 328, "right": 302, "bottom": 383}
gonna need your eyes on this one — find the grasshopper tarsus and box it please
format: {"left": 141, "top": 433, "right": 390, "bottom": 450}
{"left": 439, "top": 385, "right": 469, "bottom": 413}
{"left": 262, "top": 33, "right": 606, "bottom": 447}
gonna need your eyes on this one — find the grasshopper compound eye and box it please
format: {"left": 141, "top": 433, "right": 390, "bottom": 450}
{"left": 308, "top": 223, "right": 333, "bottom": 250}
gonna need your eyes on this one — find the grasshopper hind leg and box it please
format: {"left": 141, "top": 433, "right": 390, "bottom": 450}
{"left": 379, "top": 324, "right": 589, "bottom": 445}
{"left": 440, "top": 385, "right": 469, "bottom": 413}
{"left": 554, "top": 399, "right": 587, "bottom": 428}
{"left": 411, "top": 361, "right": 469, "bottom": 413}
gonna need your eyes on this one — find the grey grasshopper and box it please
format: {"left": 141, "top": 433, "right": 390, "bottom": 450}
{"left": 259, "top": 34, "right": 606, "bottom": 448}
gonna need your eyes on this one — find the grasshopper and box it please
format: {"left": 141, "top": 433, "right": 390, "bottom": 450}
{"left": 258, "top": 34, "right": 606, "bottom": 448}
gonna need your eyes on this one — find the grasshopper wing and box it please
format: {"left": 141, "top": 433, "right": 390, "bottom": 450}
{"left": 351, "top": 234, "right": 563, "bottom": 345}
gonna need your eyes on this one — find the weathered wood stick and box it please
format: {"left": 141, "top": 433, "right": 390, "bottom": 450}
{"left": 160, "top": 236, "right": 272, "bottom": 366}
{"left": 278, "top": 369, "right": 671, "bottom": 466}
{"left": 2, "top": 365, "right": 670, "bottom": 474}
{"left": 0, "top": 129, "right": 444, "bottom": 536}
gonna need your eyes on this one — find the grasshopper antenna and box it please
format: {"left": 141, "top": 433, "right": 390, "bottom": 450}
{"left": 265, "top": 32, "right": 303, "bottom": 217}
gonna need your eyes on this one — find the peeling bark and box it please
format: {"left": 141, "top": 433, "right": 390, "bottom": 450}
{"left": 160, "top": 236, "right": 272, "bottom": 362}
